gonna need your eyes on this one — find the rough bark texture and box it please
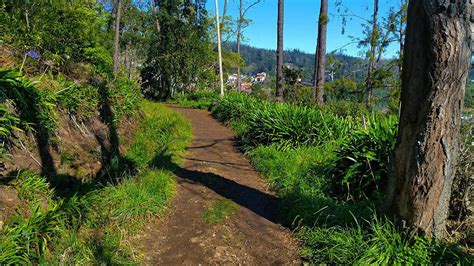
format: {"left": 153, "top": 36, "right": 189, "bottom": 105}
{"left": 276, "top": 0, "right": 284, "bottom": 100}
{"left": 312, "top": 0, "right": 328, "bottom": 104}
{"left": 391, "top": 0, "right": 472, "bottom": 238}
{"left": 113, "top": 0, "right": 123, "bottom": 76}
{"left": 366, "top": 0, "right": 378, "bottom": 105}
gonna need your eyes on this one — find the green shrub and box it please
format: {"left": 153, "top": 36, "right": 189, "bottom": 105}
{"left": 0, "top": 69, "right": 58, "bottom": 137}
{"left": 109, "top": 77, "right": 143, "bottom": 119}
{"left": 56, "top": 84, "right": 100, "bottom": 119}
{"left": 0, "top": 103, "right": 22, "bottom": 160}
{"left": 329, "top": 114, "right": 398, "bottom": 201}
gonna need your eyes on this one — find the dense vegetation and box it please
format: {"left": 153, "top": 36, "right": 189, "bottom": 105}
{"left": 1, "top": 99, "right": 191, "bottom": 263}
{"left": 0, "top": 1, "right": 192, "bottom": 263}
{"left": 207, "top": 93, "right": 473, "bottom": 264}
{"left": 1, "top": 0, "right": 473, "bottom": 264}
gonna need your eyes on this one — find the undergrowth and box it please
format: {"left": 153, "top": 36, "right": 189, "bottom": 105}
{"left": 210, "top": 93, "right": 473, "bottom": 264}
{"left": 0, "top": 101, "right": 192, "bottom": 264}
{"left": 167, "top": 89, "right": 218, "bottom": 109}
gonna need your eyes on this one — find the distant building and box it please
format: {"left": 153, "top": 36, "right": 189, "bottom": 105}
{"left": 240, "top": 83, "right": 253, "bottom": 91}
{"left": 253, "top": 72, "right": 267, "bottom": 83}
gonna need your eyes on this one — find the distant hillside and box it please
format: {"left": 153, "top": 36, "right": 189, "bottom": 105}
{"left": 224, "top": 43, "right": 367, "bottom": 83}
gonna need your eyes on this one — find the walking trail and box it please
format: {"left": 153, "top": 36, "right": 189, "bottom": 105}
{"left": 141, "top": 106, "right": 300, "bottom": 265}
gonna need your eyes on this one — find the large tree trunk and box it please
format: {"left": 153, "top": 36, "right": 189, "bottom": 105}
{"left": 312, "top": 0, "right": 328, "bottom": 104}
{"left": 366, "top": 0, "right": 378, "bottom": 105}
{"left": 275, "top": 0, "right": 284, "bottom": 100}
{"left": 390, "top": 0, "right": 472, "bottom": 238}
{"left": 113, "top": 0, "right": 123, "bottom": 76}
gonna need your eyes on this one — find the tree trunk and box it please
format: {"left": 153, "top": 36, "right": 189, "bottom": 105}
{"left": 221, "top": 0, "right": 228, "bottom": 25}
{"left": 125, "top": 42, "right": 131, "bottom": 79}
{"left": 276, "top": 0, "right": 284, "bottom": 100}
{"left": 152, "top": 0, "right": 161, "bottom": 33}
{"left": 390, "top": 0, "right": 472, "bottom": 238}
{"left": 312, "top": 0, "right": 328, "bottom": 104}
{"left": 113, "top": 0, "right": 123, "bottom": 76}
{"left": 237, "top": 0, "right": 243, "bottom": 92}
{"left": 366, "top": 0, "right": 378, "bottom": 105}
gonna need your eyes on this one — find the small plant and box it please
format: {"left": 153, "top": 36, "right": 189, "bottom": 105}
{"left": 202, "top": 199, "right": 238, "bottom": 224}
{"left": 13, "top": 170, "right": 52, "bottom": 203}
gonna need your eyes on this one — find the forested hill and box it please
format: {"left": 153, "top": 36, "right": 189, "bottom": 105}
{"left": 224, "top": 43, "right": 366, "bottom": 82}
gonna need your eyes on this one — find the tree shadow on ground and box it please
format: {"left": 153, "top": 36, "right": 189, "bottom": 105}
{"left": 149, "top": 149, "right": 284, "bottom": 225}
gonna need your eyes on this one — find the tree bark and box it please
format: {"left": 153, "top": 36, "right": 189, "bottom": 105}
{"left": 390, "top": 0, "right": 472, "bottom": 238}
{"left": 125, "top": 42, "right": 131, "bottom": 79}
{"left": 113, "top": 0, "right": 123, "bottom": 76}
{"left": 366, "top": 0, "right": 378, "bottom": 105}
{"left": 152, "top": 0, "right": 161, "bottom": 33}
{"left": 312, "top": 0, "right": 328, "bottom": 104}
{"left": 276, "top": 0, "right": 284, "bottom": 100}
{"left": 221, "top": 0, "right": 228, "bottom": 25}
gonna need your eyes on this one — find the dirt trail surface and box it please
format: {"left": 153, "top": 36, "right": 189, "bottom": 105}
{"left": 142, "top": 106, "right": 300, "bottom": 265}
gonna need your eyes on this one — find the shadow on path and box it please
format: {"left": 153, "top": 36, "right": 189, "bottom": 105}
{"left": 151, "top": 151, "right": 283, "bottom": 225}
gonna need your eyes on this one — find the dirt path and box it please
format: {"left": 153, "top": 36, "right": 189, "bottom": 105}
{"left": 141, "top": 106, "right": 300, "bottom": 265}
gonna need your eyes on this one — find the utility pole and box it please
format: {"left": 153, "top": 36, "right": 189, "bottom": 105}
{"left": 214, "top": 0, "right": 225, "bottom": 96}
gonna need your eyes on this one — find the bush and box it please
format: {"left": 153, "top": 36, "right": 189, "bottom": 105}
{"left": 329, "top": 114, "right": 398, "bottom": 201}
{"left": 56, "top": 84, "right": 100, "bottom": 119}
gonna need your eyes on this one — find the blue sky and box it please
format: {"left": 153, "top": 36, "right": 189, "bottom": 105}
{"left": 206, "top": 0, "right": 402, "bottom": 58}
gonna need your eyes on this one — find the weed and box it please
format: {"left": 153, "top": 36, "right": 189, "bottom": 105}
{"left": 203, "top": 199, "right": 238, "bottom": 224}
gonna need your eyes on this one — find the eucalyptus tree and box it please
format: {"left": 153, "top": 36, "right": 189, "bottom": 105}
{"left": 113, "top": 0, "right": 123, "bottom": 76}
{"left": 312, "top": 0, "right": 328, "bottom": 104}
{"left": 141, "top": 0, "right": 212, "bottom": 99}
{"left": 275, "top": 0, "right": 284, "bottom": 100}
{"left": 389, "top": 0, "right": 472, "bottom": 238}
{"left": 236, "top": 0, "right": 261, "bottom": 92}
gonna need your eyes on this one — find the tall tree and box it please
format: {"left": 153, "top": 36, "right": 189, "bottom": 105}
{"left": 152, "top": 0, "right": 161, "bottom": 32}
{"left": 389, "top": 0, "right": 472, "bottom": 238}
{"left": 275, "top": 0, "right": 284, "bottom": 100}
{"left": 113, "top": 0, "right": 123, "bottom": 76}
{"left": 215, "top": 0, "right": 224, "bottom": 96}
{"left": 365, "top": 0, "right": 378, "bottom": 105}
{"left": 312, "top": 0, "right": 328, "bottom": 104}
{"left": 236, "top": 0, "right": 261, "bottom": 92}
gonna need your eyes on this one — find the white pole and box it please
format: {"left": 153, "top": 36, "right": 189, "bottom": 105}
{"left": 214, "top": 0, "right": 225, "bottom": 96}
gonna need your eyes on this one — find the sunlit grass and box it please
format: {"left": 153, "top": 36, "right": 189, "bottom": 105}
{"left": 203, "top": 199, "right": 238, "bottom": 224}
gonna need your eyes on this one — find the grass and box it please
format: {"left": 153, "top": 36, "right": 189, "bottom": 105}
{"left": 167, "top": 89, "right": 218, "bottom": 109}
{"left": 209, "top": 93, "right": 473, "bottom": 264}
{"left": 203, "top": 199, "right": 238, "bottom": 224}
{"left": 0, "top": 100, "right": 192, "bottom": 264}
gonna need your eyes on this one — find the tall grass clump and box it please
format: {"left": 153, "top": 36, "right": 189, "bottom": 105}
{"left": 329, "top": 114, "right": 398, "bottom": 201}
{"left": 0, "top": 103, "right": 21, "bottom": 160}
